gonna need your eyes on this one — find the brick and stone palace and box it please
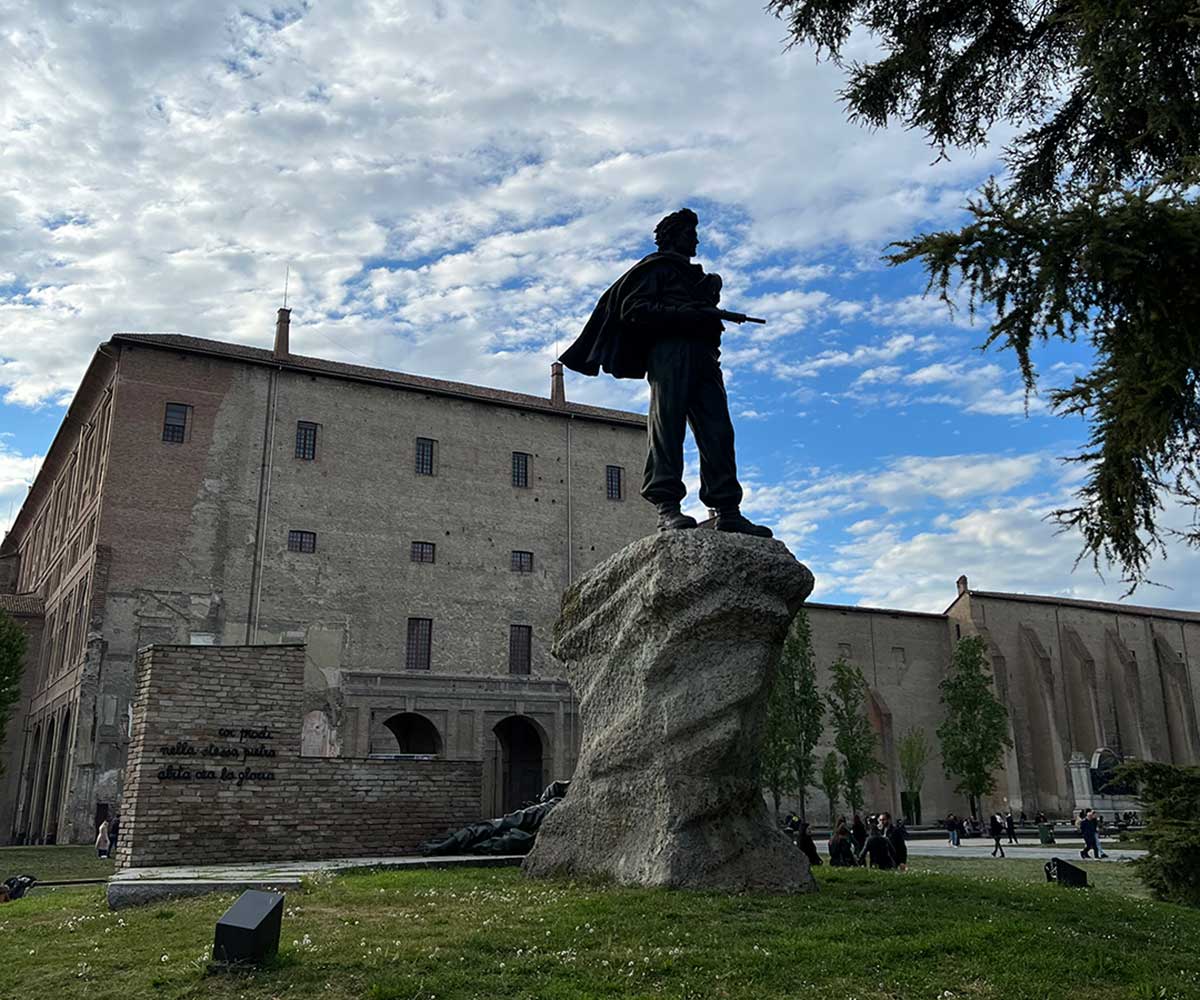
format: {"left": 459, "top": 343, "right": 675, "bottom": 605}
{"left": 2, "top": 313, "right": 1198, "bottom": 845}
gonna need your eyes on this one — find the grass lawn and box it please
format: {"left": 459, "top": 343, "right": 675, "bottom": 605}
{"left": 2, "top": 863, "right": 1197, "bottom": 1000}
{"left": 0, "top": 845, "right": 114, "bottom": 882}
{"left": 907, "top": 855, "right": 1152, "bottom": 899}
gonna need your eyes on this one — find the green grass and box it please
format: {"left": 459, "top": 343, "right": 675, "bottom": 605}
{"left": 1, "top": 863, "right": 1197, "bottom": 1000}
{"left": 0, "top": 845, "right": 114, "bottom": 882}
{"left": 907, "top": 854, "right": 1152, "bottom": 899}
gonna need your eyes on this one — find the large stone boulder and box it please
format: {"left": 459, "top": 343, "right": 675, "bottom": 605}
{"left": 523, "top": 529, "right": 817, "bottom": 893}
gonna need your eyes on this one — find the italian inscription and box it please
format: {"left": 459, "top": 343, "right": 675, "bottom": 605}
{"left": 156, "top": 726, "right": 278, "bottom": 786}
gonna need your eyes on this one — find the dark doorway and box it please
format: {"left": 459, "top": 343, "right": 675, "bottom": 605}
{"left": 494, "top": 716, "right": 543, "bottom": 813}
{"left": 382, "top": 713, "right": 442, "bottom": 755}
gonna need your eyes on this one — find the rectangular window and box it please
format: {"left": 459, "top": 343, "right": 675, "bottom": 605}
{"left": 511, "top": 550, "right": 534, "bottom": 573}
{"left": 512, "top": 451, "right": 530, "bottom": 488}
{"left": 295, "top": 421, "right": 318, "bottom": 460}
{"left": 837, "top": 642, "right": 852, "bottom": 660}
{"left": 509, "top": 624, "right": 532, "bottom": 675}
{"left": 606, "top": 464, "right": 624, "bottom": 500}
{"left": 162, "top": 403, "right": 190, "bottom": 443}
{"left": 287, "top": 530, "right": 317, "bottom": 553}
{"left": 406, "top": 618, "right": 432, "bottom": 670}
{"left": 411, "top": 541, "right": 436, "bottom": 563}
{"left": 415, "top": 437, "right": 436, "bottom": 476}
{"left": 891, "top": 646, "right": 907, "bottom": 667}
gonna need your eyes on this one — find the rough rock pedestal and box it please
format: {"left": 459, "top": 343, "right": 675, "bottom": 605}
{"left": 523, "top": 530, "right": 817, "bottom": 893}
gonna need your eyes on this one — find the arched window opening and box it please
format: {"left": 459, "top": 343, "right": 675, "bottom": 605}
{"left": 382, "top": 713, "right": 443, "bottom": 756}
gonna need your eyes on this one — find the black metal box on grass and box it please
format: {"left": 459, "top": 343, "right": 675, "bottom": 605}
{"left": 213, "top": 889, "right": 284, "bottom": 964}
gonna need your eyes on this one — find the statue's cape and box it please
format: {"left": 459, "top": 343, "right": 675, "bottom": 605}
{"left": 560, "top": 252, "right": 690, "bottom": 380}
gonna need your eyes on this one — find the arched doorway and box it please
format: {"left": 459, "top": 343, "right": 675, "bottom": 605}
{"left": 382, "top": 713, "right": 443, "bottom": 755}
{"left": 494, "top": 716, "right": 544, "bottom": 813}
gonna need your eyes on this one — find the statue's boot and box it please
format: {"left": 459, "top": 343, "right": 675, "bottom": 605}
{"left": 657, "top": 503, "right": 698, "bottom": 531}
{"left": 715, "top": 507, "right": 773, "bottom": 538}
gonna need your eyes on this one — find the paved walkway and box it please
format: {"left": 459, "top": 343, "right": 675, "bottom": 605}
{"left": 107, "top": 853, "right": 520, "bottom": 909}
{"left": 906, "top": 837, "right": 1145, "bottom": 863}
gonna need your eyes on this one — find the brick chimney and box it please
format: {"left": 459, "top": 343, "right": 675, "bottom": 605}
{"left": 550, "top": 361, "right": 566, "bottom": 407}
{"left": 956, "top": 574, "right": 969, "bottom": 596}
{"left": 274, "top": 307, "right": 291, "bottom": 357}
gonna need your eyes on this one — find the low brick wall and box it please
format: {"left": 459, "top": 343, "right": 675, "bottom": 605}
{"left": 115, "top": 644, "right": 482, "bottom": 868}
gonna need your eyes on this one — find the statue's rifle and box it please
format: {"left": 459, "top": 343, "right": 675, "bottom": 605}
{"left": 715, "top": 309, "right": 766, "bottom": 325}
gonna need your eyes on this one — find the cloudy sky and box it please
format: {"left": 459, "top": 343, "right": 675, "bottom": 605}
{"left": 2, "top": 1, "right": 1197, "bottom": 613}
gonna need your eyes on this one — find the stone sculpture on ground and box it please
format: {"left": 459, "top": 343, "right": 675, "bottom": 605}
{"left": 523, "top": 529, "right": 817, "bottom": 893}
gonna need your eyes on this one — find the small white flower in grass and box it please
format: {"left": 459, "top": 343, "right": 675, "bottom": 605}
{"left": 160, "top": 953, "right": 168, "bottom": 963}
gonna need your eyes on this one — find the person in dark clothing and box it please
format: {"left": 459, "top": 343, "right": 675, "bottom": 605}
{"left": 989, "top": 813, "right": 1006, "bottom": 857}
{"left": 1080, "top": 808, "right": 1108, "bottom": 859}
{"left": 858, "top": 823, "right": 898, "bottom": 869}
{"left": 1020, "top": 811, "right": 1028, "bottom": 824}
{"left": 945, "top": 813, "right": 959, "bottom": 847}
{"left": 829, "top": 819, "right": 857, "bottom": 867}
{"left": 851, "top": 814, "right": 868, "bottom": 853}
{"left": 797, "top": 821, "right": 823, "bottom": 867}
{"left": 882, "top": 812, "right": 908, "bottom": 870}
{"left": 1005, "top": 810, "right": 1018, "bottom": 844}
{"left": 560, "top": 208, "right": 770, "bottom": 535}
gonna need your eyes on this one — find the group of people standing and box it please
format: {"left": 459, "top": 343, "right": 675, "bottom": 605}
{"left": 825, "top": 813, "right": 908, "bottom": 870}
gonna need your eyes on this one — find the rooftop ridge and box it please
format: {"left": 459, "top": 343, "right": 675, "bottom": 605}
{"left": 110, "top": 333, "right": 647, "bottom": 428}
{"left": 966, "top": 589, "right": 1200, "bottom": 622}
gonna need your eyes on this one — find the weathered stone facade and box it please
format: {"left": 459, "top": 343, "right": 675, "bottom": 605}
{"left": 117, "top": 644, "right": 481, "bottom": 867}
{"left": 1, "top": 328, "right": 656, "bottom": 844}
{"left": 2, "top": 325, "right": 1198, "bottom": 846}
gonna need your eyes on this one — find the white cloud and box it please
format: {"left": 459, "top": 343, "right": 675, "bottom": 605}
{"left": 0, "top": 443, "right": 43, "bottom": 535}
{"left": 0, "top": 0, "right": 999, "bottom": 408}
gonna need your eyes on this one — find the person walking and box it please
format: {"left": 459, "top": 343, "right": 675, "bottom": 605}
{"left": 989, "top": 813, "right": 1006, "bottom": 857}
{"left": 1005, "top": 810, "right": 1018, "bottom": 844}
{"left": 945, "top": 813, "right": 959, "bottom": 847}
{"left": 1088, "top": 808, "right": 1109, "bottom": 858}
{"left": 95, "top": 817, "right": 111, "bottom": 859}
{"left": 828, "top": 819, "right": 857, "bottom": 867}
{"left": 1080, "top": 809, "right": 1100, "bottom": 859}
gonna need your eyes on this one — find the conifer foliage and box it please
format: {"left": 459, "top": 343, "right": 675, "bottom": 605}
{"left": 768, "top": 1, "right": 1200, "bottom": 589}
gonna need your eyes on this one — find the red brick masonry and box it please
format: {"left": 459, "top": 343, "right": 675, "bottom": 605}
{"left": 115, "top": 644, "right": 482, "bottom": 868}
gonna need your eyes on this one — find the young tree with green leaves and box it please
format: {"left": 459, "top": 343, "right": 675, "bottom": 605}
{"left": 761, "top": 610, "right": 824, "bottom": 820}
{"left": 937, "top": 636, "right": 1013, "bottom": 819}
{"left": 820, "top": 750, "right": 841, "bottom": 823}
{"left": 767, "top": 1, "right": 1200, "bottom": 591}
{"left": 0, "top": 609, "right": 27, "bottom": 774}
{"left": 761, "top": 651, "right": 796, "bottom": 820}
{"left": 825, "top": 657, "right": 882, "bottom": 816}
{"left": 897, "top": 727, "right": 933, "bottom": 825}
{"left": 782, "top": 609, "right": 824, "bottom": 822}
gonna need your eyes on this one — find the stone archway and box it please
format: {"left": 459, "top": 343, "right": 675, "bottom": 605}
{"left": 382, "top": 712, "right": 443, "bottom": 755}
{"left": 494, "top": 716, "right": 544, "bottom": 813}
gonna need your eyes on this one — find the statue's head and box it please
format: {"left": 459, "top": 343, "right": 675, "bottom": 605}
{"left": 654, "top": 208, "right": 699, "bottom": 256}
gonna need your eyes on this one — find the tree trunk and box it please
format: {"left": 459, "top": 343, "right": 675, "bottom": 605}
{"left": 772, "top": 787, "right": 781, "bottom": 821}
{"left": 969, "top": 793, "right": 978, "bottom": 820}
{"left": 797, "top": 788, "right": 807, "bottom": 823}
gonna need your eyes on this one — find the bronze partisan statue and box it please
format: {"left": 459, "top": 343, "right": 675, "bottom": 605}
{"left": 561, "top": 208, "right": 772, "bottom": 536}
